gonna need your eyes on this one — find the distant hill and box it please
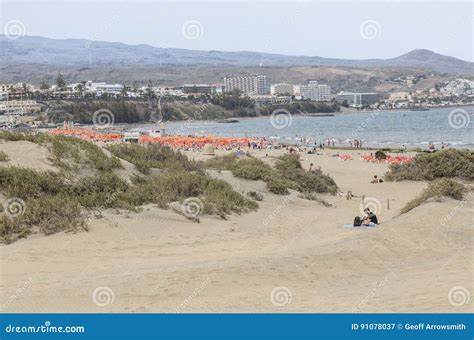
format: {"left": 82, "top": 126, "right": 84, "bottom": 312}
{"left": 1, "top": 35, "right": 473, "bottom": 75}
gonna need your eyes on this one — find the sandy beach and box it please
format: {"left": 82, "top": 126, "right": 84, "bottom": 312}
{"left": 0, "top": 145, "right": 472, "bottom": 313}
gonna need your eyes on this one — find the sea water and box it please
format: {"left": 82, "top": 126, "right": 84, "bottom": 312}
{"left": 134, "top": 106, "right": 474, "bottom": 149}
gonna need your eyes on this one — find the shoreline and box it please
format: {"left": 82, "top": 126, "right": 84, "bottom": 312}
{"left": 31, "top": 104, "right": 474, "bottom": 150}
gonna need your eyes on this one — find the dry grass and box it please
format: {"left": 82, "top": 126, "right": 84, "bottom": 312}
{"left": 400, "top": 179, "right": 467, "bottom": 214}
{"left": 0, "top": 151, "right": 9, "bottom": 162}
{"left": 386, "top": 149, "right": 474, "bottom": 181}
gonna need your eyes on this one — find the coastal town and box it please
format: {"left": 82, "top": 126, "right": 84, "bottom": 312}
{"left": 1, "top": 74, "right": 473, "bottom": 128}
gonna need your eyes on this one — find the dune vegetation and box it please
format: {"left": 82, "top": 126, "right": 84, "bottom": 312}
{"left": 0, "top": 150, "right": 9, "bottom": 162}
{"left": 0, "top": 132, "right": 257, "bottom": 243}
{"left": 205, "top": 153, "right": 338, "bottom": 195}
{"left": 385, "top": 149, "right": 474, "bottom": 181}
{"left": 107, "top": 143, "right": 203, "bottom": 174}
{"left": 400, "top": 178, "right": 467, "bottom": 214}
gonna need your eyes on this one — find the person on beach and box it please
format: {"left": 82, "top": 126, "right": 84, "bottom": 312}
{"left": 371, "top": 175, "right": 383, "bottom": 183}
{"left": 353, "top": 216, "right": 362, "bottom": 227}
{"left": 363, "top": 208, "right": 378, "bottom": 224}
{"left": 353, "top": 215, "right": 372, "bottom": 227}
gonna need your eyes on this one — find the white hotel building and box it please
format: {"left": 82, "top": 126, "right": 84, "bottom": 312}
{"left": 85, "top": 80, "right": 124, "bottom": 96}
{"left": 299, "top": 81, "right": 332, "bottom": 101}
{"left": 271, "top": 83, "right": 295, "bottom": 96}
{"left": 223, "top": 75, "right": 267, "bottom": 95}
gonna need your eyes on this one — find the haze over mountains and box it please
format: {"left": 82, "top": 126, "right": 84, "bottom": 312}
{"left": 1, "top": 35, "right": 473, "bottom": 75}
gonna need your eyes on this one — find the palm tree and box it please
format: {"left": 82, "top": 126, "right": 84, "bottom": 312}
{"left": 56, "top": 73, "right": 66, "bottom": 90}
{"left": 75, "top": 84, "right": 83, "bottom": 98}
{"left": 120, "top": 86, "right": 129, "bottom": 102}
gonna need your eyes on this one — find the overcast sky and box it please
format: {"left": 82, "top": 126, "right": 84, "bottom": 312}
{"left": 1, "top": 0, "right": 472, "bottom": 61}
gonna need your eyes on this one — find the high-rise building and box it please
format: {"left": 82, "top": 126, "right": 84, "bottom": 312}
{"left": 317, "top": 84, "right": 332, "bottom": 101}
{"left": 224, "top": 75, "right": 267, "bottom": 95}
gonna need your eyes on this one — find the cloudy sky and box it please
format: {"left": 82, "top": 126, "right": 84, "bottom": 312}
{"left": 1, "top": 0, "right": 472, "bottom": 61}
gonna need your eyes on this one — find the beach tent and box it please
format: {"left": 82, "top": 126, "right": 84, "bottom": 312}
{"left": 203, "top": 143, "right": 215, "bottom": 155}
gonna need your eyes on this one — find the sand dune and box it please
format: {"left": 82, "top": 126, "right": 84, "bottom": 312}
{"left": 0, "top": 148, "right": 472, "bottom": 313}
{"left": 0, "top": 140, "right": 56, "bottom": 172}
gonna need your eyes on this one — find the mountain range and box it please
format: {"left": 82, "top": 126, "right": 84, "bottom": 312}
{"left": 1, "top": 35, "right": 473, "bottom": 75}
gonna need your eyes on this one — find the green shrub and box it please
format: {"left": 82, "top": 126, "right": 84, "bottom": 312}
{"left": 266, "top": 177, "right": 290, "bottom": 195}
{"left": 216, "top": 153, "right": 338, "bottom": 196}
{"left": 23, "top": 195, "right": 84, "bottom": 235}
{"left": 296, "top": 170, "right": 338, "bottom": 194}
{"left": 375, "top": 150, "right": 387, "bottom": 160}
{"left": 107, "top": 143, "right": 203, "bottom": 174}
{"left": 202, "top": 178, "right": 258, "bottom": 215}
{"left": 0, "top": 166, "right": 64, "bottom": 198}
{"left": 71, "top": 172, "right": 130, "bottom": 208}
{"left": 204, "top": 154, "right": 238, "bottom": 170}
{"left": 274, "top": 154, "right": 337, "bottom": 194}
{"left": 124, "top": 171, "right": 257, "bottom": 214}
{"left": 274, "top": 154, "right": 303, "bottom": 174}
{"left": 0, "top": 151, "right": 9, "bottom": 162}
{"left": 0, "top": 132, "right": 122, "bottom": 173}
{"left": 400, "top": 179, "right": 467, "bottom": 214}
{"left": 231, "top": 158, "right": 273, "bottom": 181}
{"left": 48, "top": 136, "right": 123, "bottom": 172}
{"left": 386, "top": 149, "right": 474, "bottom": 181}
{"left": 247, "top": 191, "right": 263, "bottom": 201}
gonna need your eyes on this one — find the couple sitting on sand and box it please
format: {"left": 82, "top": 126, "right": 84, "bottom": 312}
{"left": 371, "top": 175, "right": 384, "bottom": 184}
{"left": 353, "top": 208, "right": 378, "bottom": 227}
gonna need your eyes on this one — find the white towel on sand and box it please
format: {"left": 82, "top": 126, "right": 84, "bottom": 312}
{"left": 343, "top": 223, "right": 377, "bottom": 228}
